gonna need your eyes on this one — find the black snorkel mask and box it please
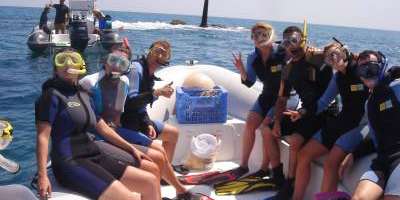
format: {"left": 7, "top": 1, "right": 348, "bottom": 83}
{"left": 357, "top": 51, "right": 388, "bottom": 81}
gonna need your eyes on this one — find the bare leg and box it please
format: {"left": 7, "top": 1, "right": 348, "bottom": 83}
{"left": 264, "top": 128, "right": 281, "bottom": 168}
{"left": 321, "top": 146, "right": 348, "bottom": 192}
{"left": 352, "top": 179, "right": 383, "bottom": 200}
{"left": 293, "top": 139, "right": 328, "bottom": 200}
{"left": 160, "top": 124, "right": 179, "bottom": 162}
{"left": 286, "top": 133, "right": 305, "bottom": 178}
{"left": 139, "top": 159, "right": 161, "bottom": 182}
{"left": 240, "top": 111, "right": 263, "bottom": 167}
{"left": 119, "top": 166, "right": 161, "bottom": 200}
{"left": 261, "top": 123, "right": 272, "bottom": 170}
{"left": 146, "top": 143, "right": 187, "bottom": 194}
{"left": 99, "top": 180, "right": 141, "bottom": 200}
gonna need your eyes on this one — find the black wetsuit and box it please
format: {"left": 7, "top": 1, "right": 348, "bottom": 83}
{"left": 315, "top": 64, "right": 369, "bottom": 149}
{"left": 368, "top": 80, "right": 400, "bottom": 176}
{"left": 280, "top": 55, "right": 333, "bottom": 139}
{"left": 35, "top": 78, "right": 130, "bottom": 199}
{"left": 242, "top": 44, "right": 286, "bottom": 117}
{"left": 121, "top": 57, "right": 164, "bottom": 136}
{"left": 39, "top": 9, "right": 50, "bottom": 34}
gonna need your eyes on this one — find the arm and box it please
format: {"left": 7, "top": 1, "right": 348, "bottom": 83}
{"left": 36, "top": 121, "right": 52, "bottom": 199}
{"left": 315, "top": 74, "right": 338, "bottom": 115}
{"left": 241, "top": 52, "right": 257, "bottom": 87}
{"left": 125, "top": 69, "right": 156, "bottom": 111}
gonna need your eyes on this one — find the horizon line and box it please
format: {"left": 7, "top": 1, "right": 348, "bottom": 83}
{"left": 2, "top": 5, "right": 399, "bottom": 33}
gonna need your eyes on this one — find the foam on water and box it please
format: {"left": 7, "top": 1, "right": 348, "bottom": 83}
{"left": 112, "top": 20, "right": 249, "bottom": 32}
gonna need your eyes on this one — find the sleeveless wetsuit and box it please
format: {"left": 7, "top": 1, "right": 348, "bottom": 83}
{"left": 35, "top": 78, "right": 130, "bottom": 199}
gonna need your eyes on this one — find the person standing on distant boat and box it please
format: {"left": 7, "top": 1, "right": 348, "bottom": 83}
{"left": 230, "top": 22, "right": 286, "bottom": 179}
{"left": 39, "top": 4, "right": 51, "bottom": 34}
{"left": 286, "top": 42, "right": 370, "bottom": 200}
{"left": 50, "top": 0, "right": 69, "bottom": 34}
{"left": 121, "top": 40, "right": 181, "bottom": 166}
{"left": 265, "top": 26, "right": 333, "bottom": 200}
{"left": 351, "top": 50, "right": 400, "bottom": 200}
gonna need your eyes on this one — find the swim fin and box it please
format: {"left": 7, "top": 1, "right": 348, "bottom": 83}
{"left": 174, "top": 192, "right": 215, "bottom": 200}
{"left": 201, "top": 166, "right": 249, "bottom": 185}
{"left": 214, "top": 169, "right": 270, "bottom": 188}
{"left": 178, "top": 171, "right": 221, "bottom": 185}
{"left": 214, "top": 173, "right": 276, "bottom": 195}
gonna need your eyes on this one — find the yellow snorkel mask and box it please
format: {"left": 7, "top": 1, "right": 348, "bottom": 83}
{"left": 54, "top": 51, "right": 87, "bottom": 75}
{"left": 0, "top": 118, "right": 13, "bottom": 150}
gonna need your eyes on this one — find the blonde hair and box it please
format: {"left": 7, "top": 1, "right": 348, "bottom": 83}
{"left": 251, "top": 22, "right": 275, "bottom": 44}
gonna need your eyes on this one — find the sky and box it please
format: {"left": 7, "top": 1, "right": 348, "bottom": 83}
{"left": 1, "top": 0, "right": 399, "bottom": 31}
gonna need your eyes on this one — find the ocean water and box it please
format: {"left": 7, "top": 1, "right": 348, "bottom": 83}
{"left": 0, "top": 6, "right": 400, "bottom": 186}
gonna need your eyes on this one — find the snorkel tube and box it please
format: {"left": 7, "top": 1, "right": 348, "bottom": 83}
{"left": 301, "top": 19, "right": 308, "bottom": 49}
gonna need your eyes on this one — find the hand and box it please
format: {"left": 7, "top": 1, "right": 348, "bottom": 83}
{"left": 283, "top": 110, "right": 302, "bottom": 122}
{"left": 131, "top": 146, "right": 152, "bottom": 162}
{"left": 339, "top": 153, "right": 354, "bottom": 180}
{"left": 272, "top": 122, "right": 281, "bottom": 138}
{"left": 232, "top": 52, "right": 246, "bottom": 79}
{"left": 148, "top": 125, "right": 157, "bottom": 139}
{"left": 38, "top": 174, "right": 52, "bottom": 200}
{"left": 154, "top": 82, "right": 174, "bottom": 98}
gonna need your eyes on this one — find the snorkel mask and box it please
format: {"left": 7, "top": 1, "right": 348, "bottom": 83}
{"left": 282, "top": 31, "right": 303, "bottom": 51}
{"left": 105, "top": 52, "right": 131, "bottom": 79}
{"left": 324, "top": 38, "right": 350, "bottom": 68}
{"left": 357, "top": 52, "right": 388, "bottom": 81}
{"left": 0, "top": 118, "right": 13, "bottom": 150}
{"left": 251, "top": 25, "right": 274, "bottom": 47}
{"left": 149, "top": 44, "right": 171, "bottom": 67}
{"left": 54, "top": 51, "right": 87, "bottom": 75}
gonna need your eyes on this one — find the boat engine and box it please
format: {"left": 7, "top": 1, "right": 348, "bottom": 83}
{"left": 69, "top": 19, "right": 89, "bottom": 52}
{"left": 27, "top": 30, "right": 49, "bottom": 53}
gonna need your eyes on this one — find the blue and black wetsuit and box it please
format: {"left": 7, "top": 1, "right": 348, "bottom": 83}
{"left": 312, "top": 63, "right": 369, "bottom": 149}
{"left": 121, "top": 57, "right": 165, "bottom": 137}
{"left": 280, "top": 55, "right": 333, "bottom": 140}
{"left": 35, "top": 78, "right": 130, "bottom": 199}
{"left": 80, "top": 70, "right": 154, "bottom": 147}
{"left": 359, "top": 79, "right": 400, "bottom": 195}
{"left": 243, "top": 43, "right": 286, "bottom": 117}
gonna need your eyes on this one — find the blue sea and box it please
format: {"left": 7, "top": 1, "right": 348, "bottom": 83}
{"left": 0, "top": 6, "right": 400, "bottom": 186}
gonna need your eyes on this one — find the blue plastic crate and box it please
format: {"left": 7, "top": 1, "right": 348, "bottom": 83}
{"left": 176, "top": 86, "right": 228, "bottom": 124}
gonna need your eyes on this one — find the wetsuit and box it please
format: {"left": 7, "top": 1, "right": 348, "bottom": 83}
{"left": 243, "top": 43, "right": 286, "bottom": 117}
{"left": 80, "top": 70, "right": 153, "bottom": 146}
{"left": 121, "top": 57, "right": 165, "bottom": 137}
{"left": 279, "top": 54, "right": 333, "bottom": 140}
{"left": 312, "top": 63, "right": 369, "bottom": 149}
{"left": 360, "top": 79, "right": 400, "bottom": 195}
{"left": 35, "top": 78, "right": 131, "bottom": 199}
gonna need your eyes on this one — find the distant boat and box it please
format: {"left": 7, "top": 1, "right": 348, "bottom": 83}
{"left": 27, "top": 0, "right": 123, "bottom": 53}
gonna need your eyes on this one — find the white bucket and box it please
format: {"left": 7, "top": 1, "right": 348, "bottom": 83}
{"left": 184, "top": 133, "right": 221, "bottom": 170}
